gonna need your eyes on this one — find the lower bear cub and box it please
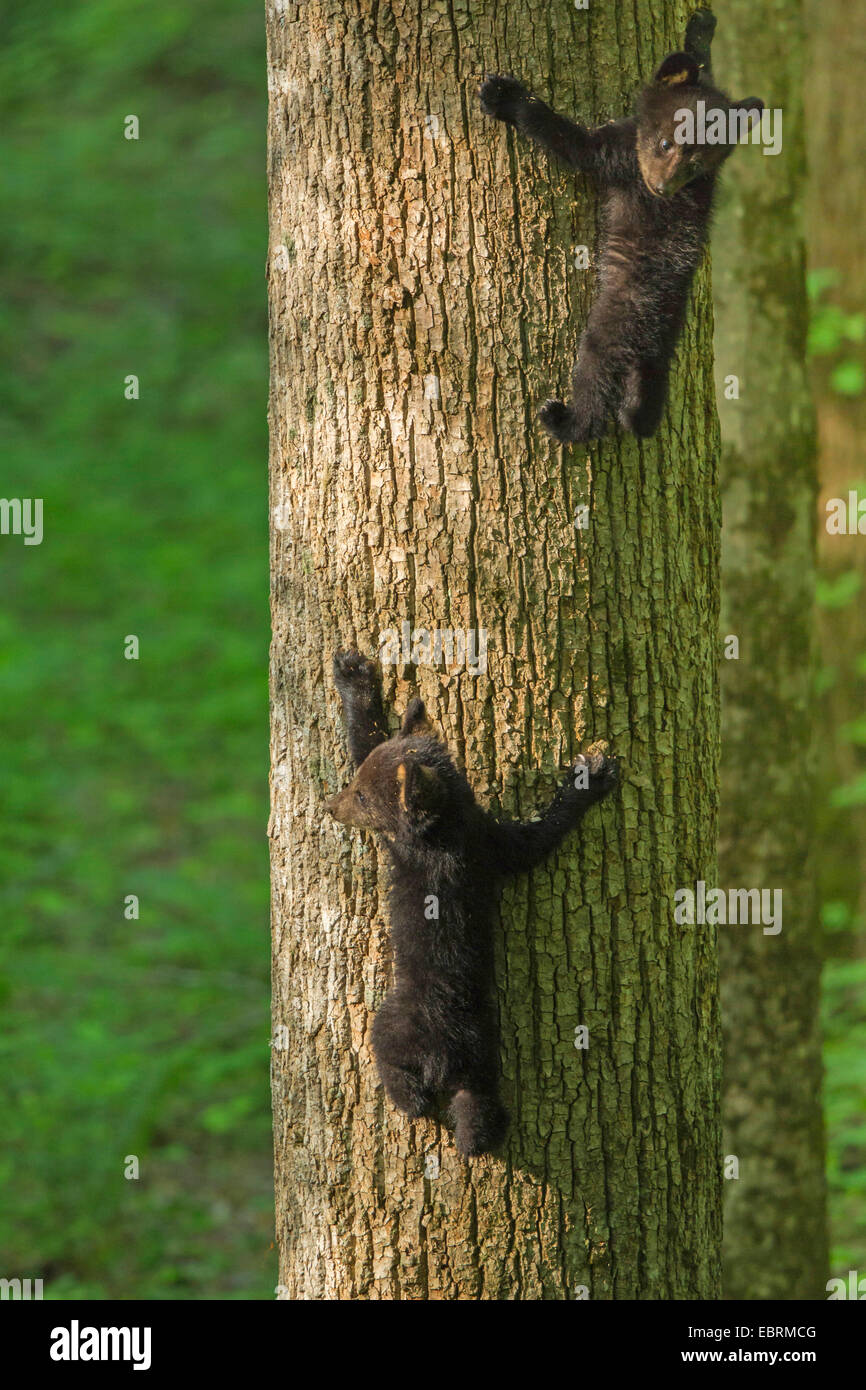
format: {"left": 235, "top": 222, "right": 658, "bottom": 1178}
{"left": 327, "top": 649, "right": 618, "bottom": 1157}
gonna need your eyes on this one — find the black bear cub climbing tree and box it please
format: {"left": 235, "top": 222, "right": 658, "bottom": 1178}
{"left": 479, "top": 10, "right": 762, "bottom": 442}
{"left": 328, "top": 647, "right": 617, "bottom": 1158}
{"left": 268, "top": 0, "right": 722, "bottom": 1299}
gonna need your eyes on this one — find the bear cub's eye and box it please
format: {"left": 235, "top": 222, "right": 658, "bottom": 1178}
{"left": 356, "top": 791, "right": 367, "bottom": 807}
{"left": 660, "top": 138, "right": 673, "bottom": 153}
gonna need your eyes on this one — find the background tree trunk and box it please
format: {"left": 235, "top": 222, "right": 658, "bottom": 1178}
{"left": 267, "top": 0, "right": 722, "bottom": 1300}
{"left": 804, "top": 0, "right": 866, "bottom": 1276}
{"left": 713, "top": 0, "right": 829, "bottom": 1300}
{"left": 804, "top": 1, "right": 866, "bottom": 937}
{"left": 806, "top": 0, "right": 866, "bottom": 510}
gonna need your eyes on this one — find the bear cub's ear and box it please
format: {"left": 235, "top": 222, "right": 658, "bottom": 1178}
{"left": 653, "top": 51, "right": 701, "bottom": 87}
{"left": 401, "top": 697, "right": 432, "bottom": 737}
{"left": 396, "top": 759, "right": 444, "bottom": 821}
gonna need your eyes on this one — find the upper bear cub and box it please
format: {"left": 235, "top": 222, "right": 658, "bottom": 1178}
{"left": 327, "top": 649, "right": 618, "bottom": 1157}
{"left": 479, "top": 9, "right": 764, "bottom": 442}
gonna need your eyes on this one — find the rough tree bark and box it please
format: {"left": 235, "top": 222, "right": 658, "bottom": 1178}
{"left": 268, "top": 0, "right": 722, "bottom": 1300}
{"left": 713, "top": 0, "right": 828, "bottom": 1300}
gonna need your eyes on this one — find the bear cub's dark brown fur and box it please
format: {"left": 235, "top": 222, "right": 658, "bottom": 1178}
{"left": 328, "top": 649, "right": 618, "bottom": 1157}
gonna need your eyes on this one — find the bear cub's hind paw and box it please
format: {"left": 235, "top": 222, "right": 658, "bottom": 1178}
{"left": 539, "top": 398, "right": 579, "bottom": 441}
{"left": 451, "top": 1089, "right": 510, "bottom": 1158}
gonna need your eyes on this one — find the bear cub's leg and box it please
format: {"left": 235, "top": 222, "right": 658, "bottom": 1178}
{"left": 333, "top": 647, "right": 390, "bottom": 768}
{"left": 540, "top": 353, "right": 610, "bottom": 444}
{"left": 618, "top": 356, "right": 670, "bottom": 438}
{"left": 372, "top": 995, "right": 437, "bottom": 1120}
{"left": 540, "top": 297, "right": 634, "bottom": 444}
{"left": 377, "top": 1061, "right": 436, "bottom": 1120}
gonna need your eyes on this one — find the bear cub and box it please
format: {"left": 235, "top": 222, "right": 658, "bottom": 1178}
{"left": 479, "top": 8, "right": 764, "bottom": 442}
{"left": 327, "top": 648, "right": 618, "bottom": 1157}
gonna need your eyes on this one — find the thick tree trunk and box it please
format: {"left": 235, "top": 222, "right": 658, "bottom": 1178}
{"left": 268, "top": 0, "right": 722, "bottom": 1299}
{"left": 713, "top": 0, "right": 828, "bottom": 1301}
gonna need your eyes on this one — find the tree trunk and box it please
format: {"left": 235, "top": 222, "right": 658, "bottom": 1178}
{"left": 712, "top": 0, "right": 829, "bottom": 1300}
{"left": 806, "top": 0, "right": 866, "bottom": 507}
{"left": 805, "top": 0, "right": 866, "bottom": 1281}
{"left": 805, "top": 1, "right": 866, "bottom": 944}
{"left": 268, "top": 0, "right": 722, "bottom": 1300}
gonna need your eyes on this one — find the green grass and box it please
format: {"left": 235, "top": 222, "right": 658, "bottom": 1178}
{"left": 0, "top": 0, "right": 273, "bottom": 1298}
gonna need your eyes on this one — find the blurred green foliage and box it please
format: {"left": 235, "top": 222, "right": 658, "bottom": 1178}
{"left": 823, "top": 960, "right": 866, "bottom": 1271}
{"left": 808, "top": 269, "right": 866, "bottom": 397}
{"left": 816, "top": 565, "right": 866, "bottom": 1268}
{"left": 0, "top": 0, "right": 273, "bottom": 1297}
{"left": 809, "top": 245, "right": 866, "bottom": 1268}
{"left": 816, "top": 570, "right": 862, "bottom": 610}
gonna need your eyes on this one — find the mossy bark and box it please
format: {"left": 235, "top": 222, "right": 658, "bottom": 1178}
{"left": 713, "top": 0, "right": 828, "bottom": 1301}
{"left": 268, "top": 0, "right": 722, "bottom": 1300}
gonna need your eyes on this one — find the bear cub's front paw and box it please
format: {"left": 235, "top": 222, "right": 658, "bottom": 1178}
{"left": 479, "top": 73, "right": 528, "bottom": 123}
{"left": 685, "top": 7, "right": 717, "bottom": 48}
{"left": 573, "top": 749, "right": 619, "bottom": 797}
{"left": 333, "top": 648, "right": 379, "bottom": 700}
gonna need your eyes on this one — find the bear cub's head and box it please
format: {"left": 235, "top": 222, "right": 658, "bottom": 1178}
{"left": 636, "top": 52, "right": 763, "bottom": 198}
{"left": 328, "top": 698, "right": 460, "bottom": 841}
